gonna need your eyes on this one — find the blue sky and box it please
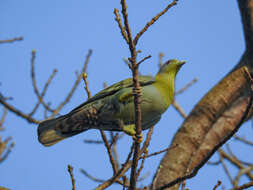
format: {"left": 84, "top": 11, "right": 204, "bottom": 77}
{"left": 1, "top": 0, "right": 251, "bottom": 189}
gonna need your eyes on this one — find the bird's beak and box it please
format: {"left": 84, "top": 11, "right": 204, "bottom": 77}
{"left": 180, "top": 61, "right": 186, "bottom": 66}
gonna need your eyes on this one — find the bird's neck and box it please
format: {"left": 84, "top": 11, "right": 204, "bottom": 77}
{"left": 154, "top": 72, "right": 176, "bottom": 107}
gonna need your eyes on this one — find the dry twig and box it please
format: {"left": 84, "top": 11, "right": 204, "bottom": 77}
{"left": 0, "top": 37, "right": 23, "bottom": 44}
{"left": 29, "top": 68, "right": 57, "bottom": 116}
{"left": 213, "top": 181, "right": 222, "bottom": 190}
{"left": 230, "top": 181, "right": 253, "bottom": 190}
{"left": 51, "top": 49, "right": 92, "bottom": 117}
{"left": 133, "top": 0, "right": 178, "bottom": 45}
{"left": 68, "top": 165, "right": 76, "bottom": 190}
{"left": 234, "top": 135, "right": 253, "bottom": 146}
{"left": 175, "top": 78, "right": 198, "bottom": 95}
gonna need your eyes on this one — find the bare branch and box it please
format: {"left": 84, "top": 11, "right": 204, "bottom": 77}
{"left": 0, "top": 37, "right": 23, "bottom": 44}
{"left": 172, "top": 100, "right": 187, "bottom": 119}
{"left": 136, "top": 148, "right": 148, "bottom": 180}
{"left": 137, "top": 55, "right": 152, "bottom": 67}
{"left": 29, "top": 68, "right": 58, "bottom": 116}
{"left": 80, "top": 169, "right": 105, "bottom": 183}
{"left": 100, "top": 130, "right": 118, "bottom": 174}
{"left": 234, "top": 165, "right": 253, "bottom": 187}
{"left": 234, "top": 135, "right": 253, "bottom": 146}
{"left": 158, "top": 53, "right": 164, "bottom": 68}
{"left": 0, "top": 108, "right": 8, "bottom": 128}
{"left": 175, "top": 78, "right": 198, "bottom": 95}
{"left": 0, "top": 139, "right": 14, "bottom": 164}
{"left": 219, "top": 149, "right": 253, "bottom": 180}
{"left": 109, "top": 132, "right": 120, "bottom": 172}
{"left": 95, "top": 143, "right": 134, "bottom": 190}
{"left": 83, "top": 139, "right": 104, "bottom": 144}
{"left": 0, "top": 98, "right": 40, "bottom": 124}
{"left": 213, "top": 181, "right": 222, "bottom": 190}
{"left": 30, "top": 50, "right": 55, "bottom": 113}
{"left": 82, "top": 73, "right": 92, "bottom": 99}
{"left": 95, "top": 127, "right": 153, "bottom": 190}
{"left": 219, "top": 150, "right": 234, "bottom": 186}
{"left": 52, "top": 49, "right": 92, "bottom": 117}
{"left": 133, "top": 0, "right": 178, "bottom": 45}
{"left": 230, "top": 181, "right": 253, "bottom": 190}
{"left": 67, "top": 165, "right": 76, "bottom": 190}
{"left": 114, "top": 8, "right": 129, "bottom": 43}
{"left": 142, "top": 147, "right": 170, "bottom": 159}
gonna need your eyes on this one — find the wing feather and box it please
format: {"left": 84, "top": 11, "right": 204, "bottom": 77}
{"left": 70, "top": 75, "right": 154, "bottom": 113}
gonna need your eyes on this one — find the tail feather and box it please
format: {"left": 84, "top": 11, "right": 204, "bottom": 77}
{"left": 37, "top": 116, "right": 88, "bottom": 147}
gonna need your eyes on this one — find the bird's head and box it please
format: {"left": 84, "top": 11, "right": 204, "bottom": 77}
{"left": 158, "top": 59, "right": 186, "bottom": 75}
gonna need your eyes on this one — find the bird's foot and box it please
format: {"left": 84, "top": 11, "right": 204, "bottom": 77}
{"left": 123, "top": 124, "right": 136, "bottom": 136}
{"left": 123, "top": 124, "right": 143, "bottom": 143}
{"left": 133, "top": 133, "right": 143, "bottom": 143}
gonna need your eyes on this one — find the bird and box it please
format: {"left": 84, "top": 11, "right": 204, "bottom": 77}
{"left": 38, "top": 59, "right": 185, "bottom": 146}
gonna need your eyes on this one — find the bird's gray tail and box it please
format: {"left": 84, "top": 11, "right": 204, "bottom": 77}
{"left": 37, "top": 115, "right": 88, "bottom": 147}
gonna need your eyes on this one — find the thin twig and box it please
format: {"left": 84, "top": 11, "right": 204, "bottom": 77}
{"left": 0, "top": 98, "right": 40, "bottom": 124}
{"left": 83, "top": 139, "right": 104, "bottom": 144}
{"left": 172, "top": 100, "right": 187, "bottom": 118}
{"left": 121, "top": 0, "right": 134, "bottom": 49}
{"left": 109, "top": 132, "right": 119, "bottom": 148}
{"left": 30, "top": 50, "right": 55, "bottom": 113}
{"left": 137, "top": 55, "right": 152, "bottom": 66}
{"left": 219, "top": 149, "right": 253, "bottom": 180}
{"left": 219, "top": 150, "right": 234, "bottom": 186}
{"left": 234, "top": 135, "right": 253, "bottom": 146}
{"left": 0, "top": 37, "right": 23, "bottom": 44}
{"left": 213, "top": 181, "right": 222, "bottom": 190}
{"left": 0, "top": 141, "right": 14, "bottom": 163}
{"left": 52, "top": 49, "right": 92, "bottom": 117}
{"left": 180, "top": 181, "right": 186, "bottom": 190}
{"left": 133, "top": 0, "right": 178, "bottom": 45}
{"left": 234, "top": 166, "right": 253, "bottom": 187}
{"left": 158, "top": 53, "right": 164, "bottom": 68}
{"left": 114, "top": 8, "right": 129, "bottom": 43}
{"left": 95, "top": 128, "right": 153, "bottom": 190}
{"left": 136, "top": 148, "right": 148, "bottom": 180}
{"left": 175, "top": 78, "right": 198, "bottom": 95}
{"left": 82, "top": 73, "right": 92, "bottom": 99}
{"left": 225, "top": 144, "right": 252, "bottom": 166}
{"left": 230, "top": 181, "right": 253, "bottom": 190}
{"left": 123, "top": 176, "right": 127, "bottom": 190}
{"left": 81, "top": 169, "right": 132, "bottom": 188}
{"left": 80, "top": 169, "right": 105, "bottom": 183}
{"left": 142, "top": 147, "right": 169, "bottom": 159}
{"left": 110, "top": 132, "right": 120, "bottom": 172}
{"left": 95, "top": 143, "right": 135, "bottom": 190}
{"left": 207, "top": 160, "right": 221, "bottom": 165}
{"left": 0, "top": 108, "right": 8, "bottom": 128}
{"left": 67, "top": 165, "right": 76, "bottom": 190}
{"left": 100, "top": 130, "right": 118, "bottom": 174}
{"left": 29, "top": 69, "right": 58, "bottom": 116}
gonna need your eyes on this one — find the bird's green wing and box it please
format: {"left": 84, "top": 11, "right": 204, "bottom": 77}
{"left": 70, "top": 75, "right": 155, "bottom": 112}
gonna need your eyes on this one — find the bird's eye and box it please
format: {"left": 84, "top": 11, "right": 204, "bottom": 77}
{"left": 165, "top": 60, "right": 171, "bottom": 65}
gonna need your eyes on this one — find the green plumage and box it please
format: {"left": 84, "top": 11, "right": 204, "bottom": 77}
{"left": 38, "top": 59, "right": 185, "bottom": 146}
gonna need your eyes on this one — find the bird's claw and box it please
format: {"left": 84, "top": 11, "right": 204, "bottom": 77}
{"left": 132, "top": 133, "right": 143, "bottom": 143}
